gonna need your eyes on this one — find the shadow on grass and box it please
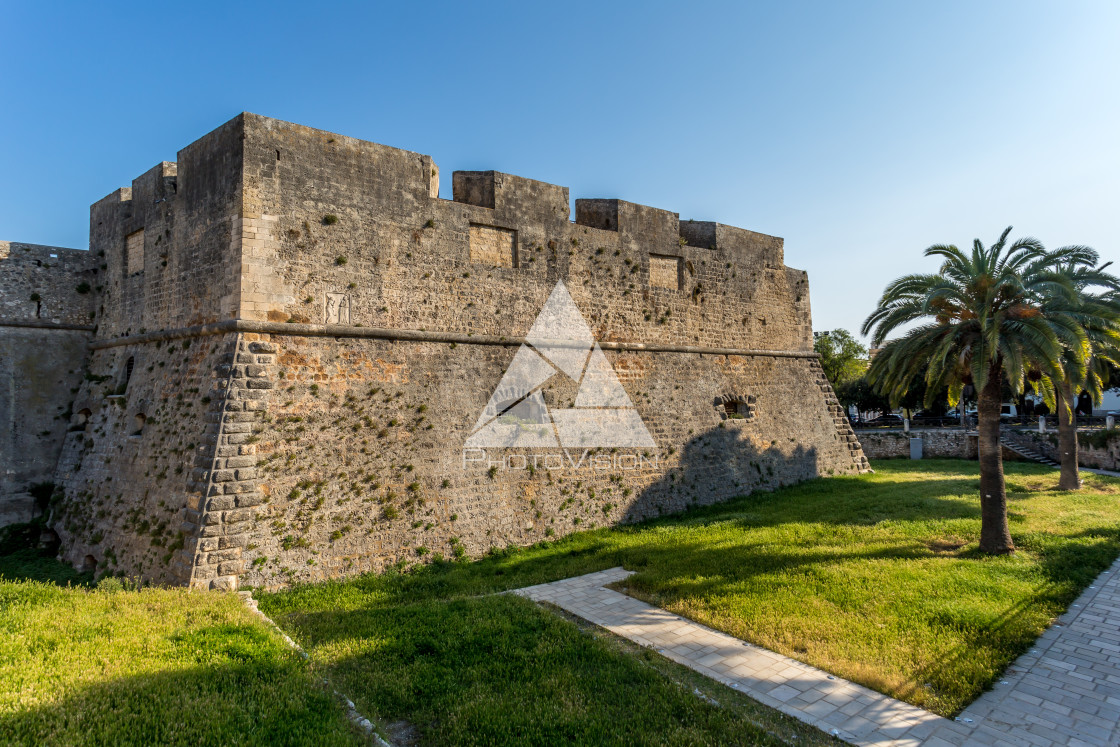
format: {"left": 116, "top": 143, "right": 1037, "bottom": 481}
{"left": 263, "top": 433, "right": 1000, "bottom": 619}
{"left": 0, "top": 657, "right": 362, "bottom": 746}
{"left": 892, "top": 524, "right": 1120, "bottom": 709}
{"left": 268, "top": 593, "right": 802, "bottom": 747}
{"left": 0, "top": 548, "right": 91, "bottom": 586}
{"left": 0, "top": 611, "right": 364, "bottom": 747}
{"left": 276, "top": 537, "right": 943, "bottom": 636}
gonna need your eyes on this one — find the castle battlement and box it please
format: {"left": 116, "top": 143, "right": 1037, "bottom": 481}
{"left": 81, "top": 113, "right": 808, "bottom": 353}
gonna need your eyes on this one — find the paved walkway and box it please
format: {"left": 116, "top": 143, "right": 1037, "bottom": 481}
{"left": 514, "top": 559, "right": 1120, "bottom": 746}
{"left": 514, "top": 568, "right": 952, "bottom": 745}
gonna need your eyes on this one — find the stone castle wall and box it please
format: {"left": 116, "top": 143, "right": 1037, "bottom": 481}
{"left": 0, "top": 242, "right": 98, "bottom": 525}
{"left": 51, "top": 333, "right": 239, "bottom": 582}
{"left": 1012, "top": 429, "right": 1120, "bottom": 472}
{"left": 3, "top": 113, "right": 868, "bottom": 589}
{"left": 0, "top": 241, "right": 99, "bottom": 326}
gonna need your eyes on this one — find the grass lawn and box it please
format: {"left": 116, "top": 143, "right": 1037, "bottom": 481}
{"left": 0, "top": 579, "right": 365, "bottom": 745}
{"left": 260, "top": 458, "right": 1120, "bottom": 735}
{"left": 3, "top": 460, "right": 1116, "bottom": 746}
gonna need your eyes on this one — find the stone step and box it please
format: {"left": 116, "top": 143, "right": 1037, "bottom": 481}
{"left": 1000, "top": 438, "right": 1060, "bottom": 467}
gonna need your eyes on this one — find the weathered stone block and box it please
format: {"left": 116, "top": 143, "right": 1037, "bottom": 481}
{"left": 217, "top": 561, "right": 244, "bottom": 576}
{"left": 222, "top": 508, "right": 255, "bottom": 524}
{"left": 218, "top": 534, "right": 250, "bottom": 550}
{"left": 205, "top": 496, "right": 236, "bottom": 512}
{"left": 235, "top": 492, "right": 267, "bottom": 508}
{"left": 207, "top": 548, "right": 242, "bottom": 563}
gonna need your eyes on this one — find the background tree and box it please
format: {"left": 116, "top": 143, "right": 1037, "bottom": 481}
{"left": 1034, "top": 261, "right": 1120, "bottom": 489}
{"left": 835, "top": 364, "right": 952, "bottom": 422}
{"left": 836, "top": 376, "right": 890, "bottom": 421}
{"left": 897, "top": 365, "right": 951, "bottom": 418}
{"left": 814, "top": 329, "right": 868, "bottom": 386}
{"left": 1104, "top": 364, "right": 1120, "bottom": 393}
{"left": 862, "top": 227, "right": 1084, "bottom": 554}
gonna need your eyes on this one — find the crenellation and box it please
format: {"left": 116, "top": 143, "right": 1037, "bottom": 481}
{"left": 92, "top": 186, "right": 133, "bottom": 207}
{"left": 574, "top": 199, "right": 620, "bottom": 232}
{"left": 679, "top": 219, "right": 717, "bottom": 249}
{"left": 453, "top": 171, "right": 496, "bottom": 209}
{"left": 615, "top": 200, "right": 681, "bottom": 253}
{"left": 714, "top": 223, "right": 784, "bottom": 267}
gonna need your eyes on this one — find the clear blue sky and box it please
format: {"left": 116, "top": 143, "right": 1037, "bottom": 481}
{"left": 2, "top": 1, "right": 1117, "bottom": 339}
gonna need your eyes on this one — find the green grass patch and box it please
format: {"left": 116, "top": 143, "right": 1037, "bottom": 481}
{"left": 261, "top": 460, "right": 1120, "bottom": 724}
{"left": 0, "top": 580, "right": 364, "bottom": 745}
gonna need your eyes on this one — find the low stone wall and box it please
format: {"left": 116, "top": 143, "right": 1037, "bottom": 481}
{"left": 1081, "top": 443, "right": 1120, "bottom": 471}
{"left": 858, "top": 426, "right": 1120, "bottom": 468}
{"left": 856, "top": 429, "right": 977, "bottom": 460}
{"left": 1014, "top": 430, "right": 1120, "bottom": 471}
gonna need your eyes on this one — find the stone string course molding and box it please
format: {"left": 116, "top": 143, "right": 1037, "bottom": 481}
{"left": 2, "top": 112, "right": 869, "bottom": 589}
{"left": 88, "top": 318, "right": 822, "bottom": 358}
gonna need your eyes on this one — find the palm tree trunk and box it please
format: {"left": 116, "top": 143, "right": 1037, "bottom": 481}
{"left": 1057, "top": 378, "right": 1081, "bottom": 490}
{"left": 977, "top": 369, "right": 1014, "bottom": 554}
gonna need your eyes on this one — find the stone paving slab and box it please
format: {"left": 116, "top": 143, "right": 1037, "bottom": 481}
{"left": 514, "top": 560, "right": 1120, "bottom": 746}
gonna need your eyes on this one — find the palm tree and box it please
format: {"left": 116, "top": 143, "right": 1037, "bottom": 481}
{"left": 1032, "top": 258, "right": 1120, "bottom": 490}
{"left": 861, "top": 227, "right": 1087, "bottom": 554}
